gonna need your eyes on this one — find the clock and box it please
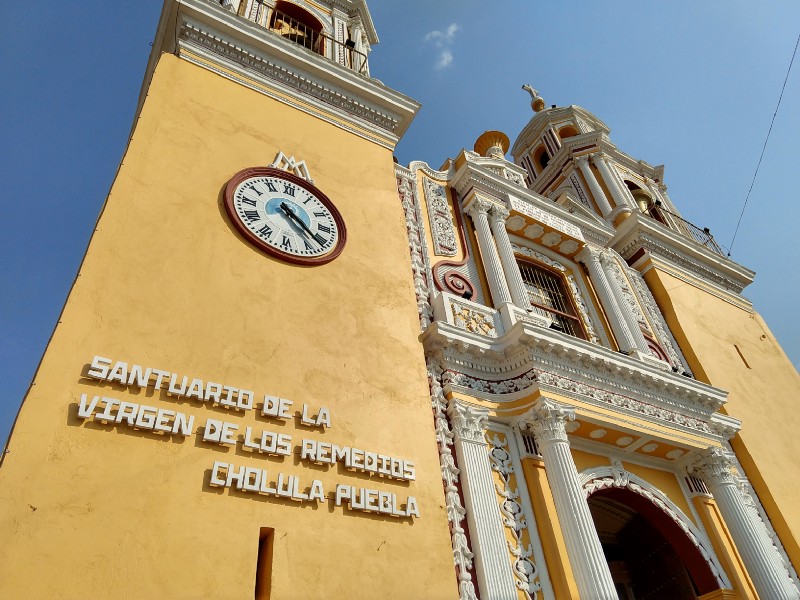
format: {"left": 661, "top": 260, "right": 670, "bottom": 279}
{"left": 224, "top": 167, "right": 346, "bottom": 265}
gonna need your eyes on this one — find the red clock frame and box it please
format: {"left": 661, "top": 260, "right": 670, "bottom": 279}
{"left": 223, "top": 167, "right": 347, "bottom": 266}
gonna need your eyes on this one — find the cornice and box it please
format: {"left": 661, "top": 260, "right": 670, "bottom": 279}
{"left": 422, "top": 317, "right": 729, "bottom": 439}
{"left": 450, "top": 154, "right": 613, "bottom": 245}
{"left": 511, "top": 105, "right": 611, "bottom": 158}
{"left": 611, "top": 213, "right": 755, "bottom": 295}
{"left": 140, "top": 0, "right": 419, "bottom": 150}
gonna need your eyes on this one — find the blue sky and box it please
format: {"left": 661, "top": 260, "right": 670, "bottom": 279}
{"left": 1, "top": 1, "right": 799, "bottom": 444}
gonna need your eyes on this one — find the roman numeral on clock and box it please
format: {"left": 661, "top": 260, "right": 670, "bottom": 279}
{"left": 264, "top": 181, "right": 277, "bottom": 193}
{"left": 244, "top": 210, "right": 260, "bottom": 222}
{"left": 313, "top": 211, "right": 326, "bottom": 218}
{"left": 242, "top": 198, "right": 257, "bottom": 207}
{"left": 283, "top": 184, "right": 296, "bottom": 197}
{"left": 257, "top": 224, "right": 272, "bottom": 238}
{"left": 281, "top": 235, "right": 293, "bottom": 250}
{"left": 317, "top": 224, "right": 331, "bottom": 234}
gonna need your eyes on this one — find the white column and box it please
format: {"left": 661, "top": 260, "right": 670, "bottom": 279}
{"left": 691, "top": 448, "right": 800, "bottom": 600}
{"left": 592, "top": 152, "right": 636, "bottom": 212}
{"left": 466, "top": 198, "right": 513, "bottom": 308}
{"left": 516, "top": 398, "right": 619, "bottom": 600}
{"left": 597, "top": 252, "right": 650, "bottom": 355}
{"left": 488, "top": 206, "right": 530, "bottom": 311}
{"left": 575, "top": 156, "right": 613, "bottom": 218}
{"left": 577, "top": 247, "right": 638, "bottom": 353}
{"left": 449, "top": 400, "right": 519, "bottom": 600}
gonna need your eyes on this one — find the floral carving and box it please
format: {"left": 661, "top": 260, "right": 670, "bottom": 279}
{"left": 487, "top": 433, "right": 541, "bottom": 597}
{"left": 427, "top": 358, "right": 479, "bottom": 600}
{"left": 424, "top": 178, "right": 458, "bottom": 256}
{"left": 396, "top": 167, "right": 433, "bottom": 331}
{"left": 450, "top": 302, "right": 498, "bottom": 338}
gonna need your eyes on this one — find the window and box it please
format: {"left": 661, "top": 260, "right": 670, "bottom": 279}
{"left": 517, "top": 260, "right": 586, "bottom": 339}
{"left": 269, "top": 1, "right": 324, "bottom": 56}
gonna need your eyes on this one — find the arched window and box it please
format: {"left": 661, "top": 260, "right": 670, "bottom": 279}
{"left": 625, "top": 181, "right": 667, "bottom": 226}
{"left": 558, "top": 125, "right": 579, "bottom": 139}
{"left": 517, "top": 260, "right": 586, "bottom": 339}
{"left": 532, "top": 145, "right": 550, "bottom": 171}
{"left": 269, "top": 1, "right": 324, "bottom": 56}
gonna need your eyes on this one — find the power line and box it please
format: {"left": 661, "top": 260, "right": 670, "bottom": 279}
{"left": 728, "top": 32, "right": 800, "bottom": 257}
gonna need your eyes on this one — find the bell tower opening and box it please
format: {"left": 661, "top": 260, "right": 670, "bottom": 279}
{"left": 588, "top": 487, "right": 720, "bottom": 600}
{"left": 269, "top": 1, "right": 325, "bottom": 56}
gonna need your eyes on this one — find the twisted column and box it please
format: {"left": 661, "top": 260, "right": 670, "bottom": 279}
{"left": 517, "top": 398, "right": 619, "bottom": 600}
{"left": 466, "top": 199, "right": 513, "bottom": 308}
{"left": 488, "top": 206, "right": 530, "bottom": 310}
{"left": 575, "top": 156, "right": 613, "bottom": 218}
{"left": 691, "top": 447, "right": 800, "bottom": 600}
{"left": 449, "top": 400, "right": 518, "bottom": 599}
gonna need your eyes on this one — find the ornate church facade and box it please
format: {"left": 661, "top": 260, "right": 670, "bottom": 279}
{"left": 1, "top": 1, "right": 799, "bottom": 599}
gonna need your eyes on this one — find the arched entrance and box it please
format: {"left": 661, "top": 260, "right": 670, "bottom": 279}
{"left": 587, "top": 486, "right": 720, "bottom": 599}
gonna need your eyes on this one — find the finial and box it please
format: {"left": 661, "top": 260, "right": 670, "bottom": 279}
{"left": 474, "top": 130, "right": 510, "bottom": 159}
{"left": 522, "top": 84, "right": 546, "bottom": 112}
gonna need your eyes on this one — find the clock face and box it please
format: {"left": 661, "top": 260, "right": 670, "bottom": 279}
{"left": 224, "top": 167, "right": 346, "bottom": 265}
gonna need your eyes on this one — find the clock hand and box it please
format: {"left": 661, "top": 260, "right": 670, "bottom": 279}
{"left": 280, "top": 202, "right": 321, "bottom": 243}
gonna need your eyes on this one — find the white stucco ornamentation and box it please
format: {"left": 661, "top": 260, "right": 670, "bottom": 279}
{"left": 516, "top": 398, "right": 618, "bottom": 599}
{"left": 423, "top": 178, "right": 458, "bottom": 256}
{"left": 426, "top": 358, "right": 479, "bottom": 600}
{"left": 449, "top": 399, "right": 519, "bottom": 599}
{"left": 579, "top": 466, "right": 729, "bottom": 589}
{"left": 396, "top": 167, "right": 434, "bottom": 331}
{"left": 486, "top": 433, "right": 542, "bottom": 597}
{"left": 626, "top": 264, "right": 691, "bottom": 373}
{"left": 690, "top": 447, "right": 800, "bottom": 599}
{"left": 450, "top": 301, "right": 499, "bottom": 338}
{"left": 270, "top": 151, "right": 314, "bottom": 183}
{"left": 508, "top": 197, "right": 584, "bottom": 240}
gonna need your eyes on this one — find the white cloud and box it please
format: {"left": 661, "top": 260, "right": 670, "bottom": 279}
{"left": 425, "top": 23, "right": 460, "bottom": 70}
{"left": 425, "top": 23, "right": 460, "bottom": 47}
{"left": 436, "top": 50, "right": 454, "bottom": 70}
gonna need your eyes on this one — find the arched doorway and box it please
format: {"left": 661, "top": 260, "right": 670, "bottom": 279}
{"left": 588, "top": 486, "right": 721, "bottom": 600}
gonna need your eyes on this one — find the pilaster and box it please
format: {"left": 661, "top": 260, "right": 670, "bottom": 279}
{"left": 691, "top": 448, "right": 800, "bottom": 600}
{"left": 466, "top": 198, "right": 513, "bottom": 308}
{"left": 488, "top": 205, "right": 531, "bottom": 311}
{"left": 516, "top": 398, "right": 619, "bottom": 600}
{"left": 575, "top": 156, "right": 613, "bottom": 218}
{"left": 449, "top": 400, "right": 519, "bottom": 600}
{"left": 578, "top": 247, "right": 638, "bottom": 353}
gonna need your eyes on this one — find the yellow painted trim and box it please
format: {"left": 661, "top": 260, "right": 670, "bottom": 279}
{"left": 693, "top": 496, "right": 759, "bottom": 600}
{"left": 521, "top": 458, "right": 580, "bottom": 600}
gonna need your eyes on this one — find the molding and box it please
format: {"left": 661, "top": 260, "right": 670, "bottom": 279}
{"left": 427, "top": 359, "right": 479, "bottom": 600}
{"left": 485, "top": 428, "right": 544, "bottom": 596}
{"left": 579, "top": 466, "right": 730, "bottom": 589}
{"left": 395, "top": 166, "right": 434, "bottom": 331}
{"left": 612, "top": 213, "right": 754, "bottom": 296}
{"left": 160, "top": 0, "right": 420, "bottom": 150}
{"left": 422, "top": 317, "right": 731, "bottom": 440}
{"left": 423, "top": 177, "right": 458, "bottom": 256}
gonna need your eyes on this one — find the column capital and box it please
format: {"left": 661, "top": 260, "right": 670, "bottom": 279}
{"left": 590, "top": 151, "right": 609, "bottom": 164}
{"left": 488, "top": 204, "right": 510, "bottom": 223}
{"left": 448, "top": 399, "right": 489, "bottom": 444}
{"left": 465, "top": 197, "right": 494, "bottom": 219}
{"left": 574, "top": 154, "right": 590, "bottom": 167}
{"left": 689, "top": 446, "right": 737, "bottom": 487}
{"left": 515, "top": 397, "right": 576, "bottom": 446}
{"left": 575, "top": 245, "right": 600, "bottom": 266}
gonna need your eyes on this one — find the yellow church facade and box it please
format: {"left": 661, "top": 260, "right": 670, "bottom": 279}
{"left": 1, "top": 1, "right": 799, "bottom": 599}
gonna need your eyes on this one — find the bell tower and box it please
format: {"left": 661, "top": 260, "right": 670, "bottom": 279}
{"left": 0, "top": 1, "right": 461, "bottom": 599}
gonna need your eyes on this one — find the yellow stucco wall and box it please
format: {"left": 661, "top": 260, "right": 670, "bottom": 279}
{"left": 0, "top": 53, "right": 457, "bottom": 599}
{"left": 645, "top": 266, "right": 800, "bottom": 571}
